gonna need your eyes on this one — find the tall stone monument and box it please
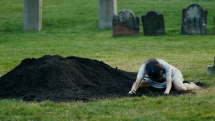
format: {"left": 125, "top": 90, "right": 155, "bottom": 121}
{"left": 99, "top": 0, "right": 117, "bottom": 29}
{"left": 207, "top": 57, "right": 215, "bottom": 76}
{"left": 181, "top": 4, "right": 208, "bottom": 35}
{"left": 23, "top": 0, "right": 42, "bottom": 31}
{"left": 141, "top": 11, "right": 165, "bottom": 36}
{"left": 112, "top": 9, "right": 139, "bottom": 36}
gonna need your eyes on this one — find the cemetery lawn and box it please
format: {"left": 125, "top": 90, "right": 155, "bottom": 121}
{"left": 0, "top": 0, "right": 215, "bottom": 120}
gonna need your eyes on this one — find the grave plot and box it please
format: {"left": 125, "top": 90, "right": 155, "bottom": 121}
{"left": 0, "top": 55, "right": 207, "bottom": 102}
{"left": 112, "top": 9, "right": 140, "bottom": 36}
{"left": 142, "top": 11, "right": 165, "bottom": 36}
{"left": 0, "top": 55, "right": 135, "bottom": 102}
{"left": 181, "top": 4, "right": 208, "bottom": 35}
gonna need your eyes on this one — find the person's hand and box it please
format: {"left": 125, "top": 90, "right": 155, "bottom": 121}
{"left": 129, "top": 90, "right": 136, "bottom": 95}
{"left": 164, "top": 92, "right": 169, "bottom": 95}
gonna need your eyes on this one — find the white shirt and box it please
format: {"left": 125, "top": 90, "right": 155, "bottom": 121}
{"left": 137, "top": 59, "right": 176, "bottom": 79}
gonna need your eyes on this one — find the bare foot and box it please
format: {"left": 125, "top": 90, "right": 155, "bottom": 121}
{"left": 190, "top": 82, "right": 203, "bottom": 90}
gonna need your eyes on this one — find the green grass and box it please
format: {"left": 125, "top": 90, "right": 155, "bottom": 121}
{"left": 0, "top": 0, "right": 215, "bottom": 120}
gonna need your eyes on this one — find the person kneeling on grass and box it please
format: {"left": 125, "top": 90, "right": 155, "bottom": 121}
{"left": 129, "top": 58, "right": 202, "bottom": 95}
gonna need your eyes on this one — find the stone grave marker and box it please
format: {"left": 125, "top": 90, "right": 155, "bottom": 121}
{"left": 141, "top": 11, "right": 165, "bottom": 36}
{"left": 181, "top": 4, "right": 208, "bottom": 35}
{"left": 23, "top": 0, "right": 42, "bottom": 31}
{"left": 112, "top": 9, "right": 140, "bottom": 36}
{"left": 99, "top": 0, "right": 117, "bottom": 29}
{"left": 207, "top": 57, "right": 215, "bottom": 76}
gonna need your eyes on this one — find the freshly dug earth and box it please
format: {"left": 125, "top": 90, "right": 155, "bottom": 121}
{"left": 0, "top": 55, "right": 207, "bottom": 102}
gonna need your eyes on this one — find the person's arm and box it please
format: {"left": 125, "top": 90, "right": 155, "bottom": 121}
{"left": 129, "top": 63, "right": 146, "bottom": 94}
{"left": 164, "top": 77, "right": 172, "bottom": 94}
{"left": 158, "top": 60, "right": 172, "bottom": 94}
{"left": 129, "top": 78, "right": 142, "bottom": 94}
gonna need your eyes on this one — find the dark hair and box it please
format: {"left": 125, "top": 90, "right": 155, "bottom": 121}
{"left": 145, "top": 58, "right": 165, "bottom": 82}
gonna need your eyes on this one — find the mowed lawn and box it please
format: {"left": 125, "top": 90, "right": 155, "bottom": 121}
{"left": 0, "top": 0, "right": 215, "bottom": 120}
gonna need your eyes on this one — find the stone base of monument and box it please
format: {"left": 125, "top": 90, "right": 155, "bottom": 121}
{"left": 113, "top": 20, "right": 139, "bottom": 36}
{"left": 23, "top": 0, "right": 42, "bottom": 31}
{"left": 207, "top": 58, "right": 215, "bottom": 76}
{"left": 112, "top": 9, "right": 139, "bottom": 36}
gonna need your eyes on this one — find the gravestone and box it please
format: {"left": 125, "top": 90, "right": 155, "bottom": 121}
{"left": 181, "top": 4, "right": 208, "bottom": 35}
{"left": 141, "top": 11, "right": 165, "bottom": 36}
{"left": 99, "top": 0, "right": 117, "bottom": 29}
{"left": 112, "top": 9, "right": 140, "bottom": 36}
{"left": 23, "top": 0, "right": 42, "bottom": 31}
{"left": 207, "top": 57, "right": 215, "bottom": 76}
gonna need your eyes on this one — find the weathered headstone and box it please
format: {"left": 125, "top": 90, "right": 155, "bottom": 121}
{"left": 112, "top": 9, "right": 140, "bottom": 36}
{"left": 99, "top": 0, "right": 117, "bottom": 29}
{"left": 181, "top": 4, "right": 208, "bottom": 35}
{"left": 141, "top": 11, "right": 165, "bottom": 36}
{"left": 23, "top": 0, "right": 42, "bottom": 31}
{"left": 207, "top": 57, "right": 215, "bottom": 76}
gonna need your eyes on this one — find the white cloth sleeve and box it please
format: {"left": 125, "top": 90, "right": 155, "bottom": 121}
{"left": 136, "top": 63, "right": 146, "bottom": 79}
{"left": 157, "top": 59, "right": 171, "bottom": 78}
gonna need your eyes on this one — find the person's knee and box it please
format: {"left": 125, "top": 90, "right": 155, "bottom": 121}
{"left": 173, "top": 78, "right": 187, "bottom": 91}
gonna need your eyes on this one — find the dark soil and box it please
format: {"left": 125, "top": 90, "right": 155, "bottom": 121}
{"left": 0, "top": 55, "right": 207, "bottom": 102}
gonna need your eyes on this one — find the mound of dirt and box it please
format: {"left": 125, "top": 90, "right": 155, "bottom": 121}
{"left": 0, "top": 55, "right": 206, "bottom": 102}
